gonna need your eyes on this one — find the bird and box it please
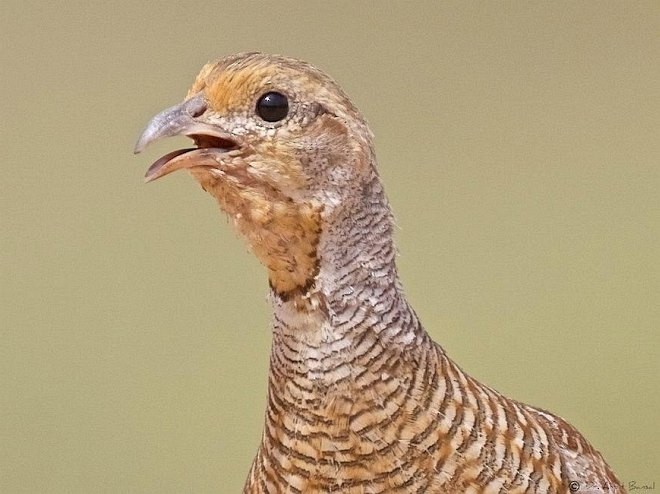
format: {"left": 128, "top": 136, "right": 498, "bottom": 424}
{"left": 135, "top": 52, "right": 625, "bottom": 494}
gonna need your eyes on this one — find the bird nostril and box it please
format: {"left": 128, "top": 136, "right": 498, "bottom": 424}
{"left": 186, "top": 96, "right": 208, "bottom": 118}
{"left": 190, "top": 105, "right": 206, "bottom": 118}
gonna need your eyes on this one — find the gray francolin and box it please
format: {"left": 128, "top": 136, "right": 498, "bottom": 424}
{"left": 135, "top": 53, "right": 624, "bottom": 494}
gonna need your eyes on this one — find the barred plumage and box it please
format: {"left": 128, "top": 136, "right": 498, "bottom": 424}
{"left": 135, "top": 52, "right": 625, "bottom": 493}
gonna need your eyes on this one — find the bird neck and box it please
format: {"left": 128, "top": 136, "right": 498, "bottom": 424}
{"left": 246, "top": 173, "right": 450, "bottom": 491}
{"left": 267, "top": 171, "right": 429, "bottom": 383}
{"left": 250, "top": 177, "right": 440, "bottom": 488}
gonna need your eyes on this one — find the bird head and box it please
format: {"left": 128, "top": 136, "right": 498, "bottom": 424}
{"left": 135, "top": 53, "right": 380, "bottom": 298}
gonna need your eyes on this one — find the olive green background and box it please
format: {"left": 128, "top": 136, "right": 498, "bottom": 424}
{"left": 1, "top": 1, "right": 658, "bottom": 492}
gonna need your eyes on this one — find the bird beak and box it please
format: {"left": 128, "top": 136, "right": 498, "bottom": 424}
{"left": 134, "top": 93, "right": 239, "bottom": 183}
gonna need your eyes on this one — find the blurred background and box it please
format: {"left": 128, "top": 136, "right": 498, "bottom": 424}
{"left": 1, "top": 1, "right": 658, "bottom": 492}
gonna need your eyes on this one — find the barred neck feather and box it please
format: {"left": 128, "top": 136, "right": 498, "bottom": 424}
{"left": 245, "top": 173, "right": 623, "bottom": 494}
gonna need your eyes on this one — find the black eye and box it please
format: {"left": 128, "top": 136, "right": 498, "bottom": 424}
{"left": 256, "top": 92, "right": 289, "bottom": 122}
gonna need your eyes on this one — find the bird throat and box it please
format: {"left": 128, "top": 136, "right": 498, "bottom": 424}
{"left": 192, "top": 167, "right": 323, "bottom": 297}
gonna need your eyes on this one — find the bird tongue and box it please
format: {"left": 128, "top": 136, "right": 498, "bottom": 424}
{"left": 144, "top": 148, "right": 196, "bottom": 182}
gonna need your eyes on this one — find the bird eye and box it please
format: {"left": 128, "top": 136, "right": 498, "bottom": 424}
{"left": 256, "top": 92, "right": 289, "bottom": 122}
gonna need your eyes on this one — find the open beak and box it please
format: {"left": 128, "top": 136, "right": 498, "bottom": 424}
{"left": 134, "top": 93, "right": 239, "bottom": 183}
